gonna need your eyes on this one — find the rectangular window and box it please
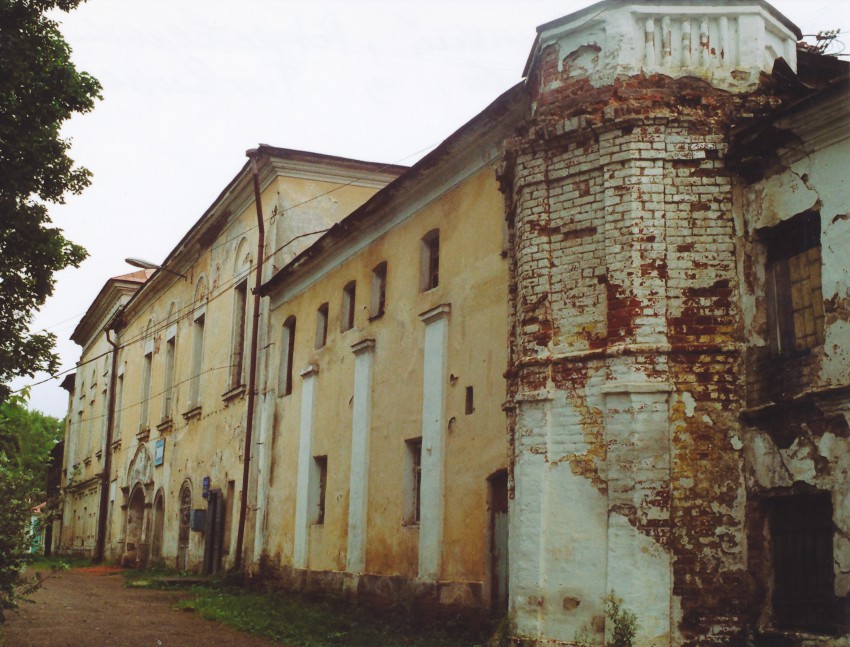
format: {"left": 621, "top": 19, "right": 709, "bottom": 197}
{"left": 370, "top": 262, "right": 387, "bottom": 318}
{"left": 312, "top": 455, "right": 328, "bottom": 525}
{"left": 279, "top": 316, "right": 296, "bottom": 397}
{"left": 765, "top": 212, "right": 824, "bottom": 357}
{"left": 465, "top": 386, "right": 474, "bottom": 415}
{"left": 230, "top": 281, "right": 248, "bottom": 387}
{"left": 420, "top": 229, "right": 439, "bottom": 291}
{"left": 404, "top": 437, "right": 422, "bottom": 525}
{"left": 341, "top": 281, "right": 356, "bottom": 332}
{"left": 315, "top": 302, "right": 329, "bottom": 349}
{"left": 140, "top": 351, "right": 152, "bottom": 431}
{"left": 769, "top": 493, "right": 835, "bottom": 632}
{"left": 114, "top": 366, "right": 124, "bottom": 440}
{"left": 190, "top": 313, "right": 205, "bottom": 407}
{"left": 162, "top": 335, "right": 176, "bottom": 420}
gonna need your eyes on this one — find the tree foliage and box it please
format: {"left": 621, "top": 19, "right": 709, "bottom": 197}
{"left": 0, "top": 390, "right": 61, "bottom": 622}
{"left": 0, "top": 391, "right": 63, "bottom": 497}
{"left": 0, "top": 0, "right": 101, "bottom": 398}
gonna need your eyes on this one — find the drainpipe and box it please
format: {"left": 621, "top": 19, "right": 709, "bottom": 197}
{"left": 234, "top": 149, "right": 266, "bottom": 570}
{"left": 94, "top": 325, "right": 120, "bottom": 562}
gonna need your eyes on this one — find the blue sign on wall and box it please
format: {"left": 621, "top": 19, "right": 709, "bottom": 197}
{"left": 154, "top": 438, "right": 165, "bottom": 466}
{"left": 202, "top": 476, "right": 211, "bottom": 499}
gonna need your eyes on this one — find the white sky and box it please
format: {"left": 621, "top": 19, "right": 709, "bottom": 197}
{"left": 11, "top": 0, "right": 849, "bottom": 417}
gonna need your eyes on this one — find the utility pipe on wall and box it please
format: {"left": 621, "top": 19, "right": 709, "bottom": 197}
{"left": 234, "top": 149, "right": 266, "bottom": 570}
{"left": 94, "top": 325, "right": 121, "bottom": 562}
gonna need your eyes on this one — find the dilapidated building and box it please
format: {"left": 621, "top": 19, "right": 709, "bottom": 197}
{"left": 59, "top": 1, "right": 849, "bottom": 644}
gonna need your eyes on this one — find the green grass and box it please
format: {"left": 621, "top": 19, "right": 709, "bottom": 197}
{"left": 26, "top": 554, "right": 89, "bottom": 572}
{"left": 176, "top": 585, "right": 490, "bottom": 647}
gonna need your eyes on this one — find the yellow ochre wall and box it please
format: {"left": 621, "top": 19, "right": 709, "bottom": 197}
{"left": 264, "top": 162, "right": 509, "bottom": 587}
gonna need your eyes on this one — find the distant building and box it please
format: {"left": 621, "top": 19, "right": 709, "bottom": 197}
{"left": 59, "top": 2, "right": 849, "bottom": 644}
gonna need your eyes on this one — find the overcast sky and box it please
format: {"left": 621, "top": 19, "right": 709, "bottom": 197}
{"left": 11, "top": 0, "right": 849, "bottom": 417}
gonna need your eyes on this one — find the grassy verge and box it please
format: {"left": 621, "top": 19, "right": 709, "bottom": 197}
{"left": 26, "top": 554, "right": 89, "bottom": 572}
{"left": 180, "top": 585, "right": 489, "bottom": 647}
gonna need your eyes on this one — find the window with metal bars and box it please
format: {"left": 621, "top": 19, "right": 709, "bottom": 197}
{"left": 769, "top": 492, "right": 836, "bottom": 633}
{"left": 764, "top": 211, "right": 824, "bottom": 357}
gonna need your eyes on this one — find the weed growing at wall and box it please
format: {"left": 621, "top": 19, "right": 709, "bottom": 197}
{"left": 604, "top": 592, "right": 637, "bottom": 647}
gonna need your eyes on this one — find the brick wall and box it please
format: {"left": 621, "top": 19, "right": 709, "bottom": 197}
{"left": 500, "top": 42, "right": 776, "bottom": 644}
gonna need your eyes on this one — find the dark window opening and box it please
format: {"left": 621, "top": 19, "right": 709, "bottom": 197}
{"left": 465, "top": 386, "right": 474, "bottom": 415}
{"left": 280, "top": 316, "right": 296, "bottom": 396}
{"left": 769, "top": 492, "right": 836, "bottom": 633}
{"left": 314, "top": 455, "right": 327, "bottom": 525}
{"left": 420, "top": 229, "right": 440, "bottom": 292}
{"left": 370, "top": 262, "right": 387, "bottom": 318}
{"left": 315, "top": 302, "right": 329, "bottom": 349}
{"left": 341, "top": 281, "right": 356, "bottom": 332}
{"left": 404, "top": 438, "right": 422, "bottom": 525}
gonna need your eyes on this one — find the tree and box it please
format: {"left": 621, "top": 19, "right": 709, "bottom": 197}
{"left": 0, "top": 392, "right": 63, "bottom": 498}
{"left": 0, "top": 0, "right": 101, "bottom": 399}
{"left": 0, "top": 390, "right": 61, "bottom": 622}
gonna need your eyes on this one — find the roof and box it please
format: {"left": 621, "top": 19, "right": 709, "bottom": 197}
{"left": 120, "top": 147, "right": 408, "bottom": 320}
{"left": 522, "top": 0, "right": 803, "bottom": 78}
{"left": 258, "top": 82, "right": 527, "bottom": 300}
{"left": 70, "top": 271, "right": 154, "bottom": 347}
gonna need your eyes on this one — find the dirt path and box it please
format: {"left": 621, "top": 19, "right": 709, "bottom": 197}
{"left": 0, "top": 567, "right": 280, "bottom": 647}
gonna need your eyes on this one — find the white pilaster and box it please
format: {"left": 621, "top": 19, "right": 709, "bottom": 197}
{"left": 418, "top": 304, "right": 450, "bottom": 581}
{"left": 293, "top": 363, "right": 319, "bottom": 569}
{"left": 602, "top": 382, "right": 674, "bottom": 646}
{"left": 346, "top": 339, "right": 375, "bottom": 573}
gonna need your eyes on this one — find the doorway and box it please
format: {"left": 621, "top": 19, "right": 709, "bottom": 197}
{"left": 124, "top": 486, "right": 146, "bottom": 567}
{"left": 150, "top": 490, "right": 164, "bottom": 564}
{"left": 177, "top": 483, "right": 191, "bottom": 571}
{"left": 489, "top": 470, "right": 509, "bottom": 614}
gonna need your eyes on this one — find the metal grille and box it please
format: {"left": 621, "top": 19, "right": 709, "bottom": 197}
{"left": 770, "top": 493, "right": 836, "bottom": 632}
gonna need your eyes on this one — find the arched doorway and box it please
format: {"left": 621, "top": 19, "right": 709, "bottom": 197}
{"left": 150, "top": 490, "right": 165, "bottom": 564}
{"left": 177, "top": 482, "right": 192, "bottom": 571}
{"left": 124, "top": 485, "right": 146, "bottom": 567}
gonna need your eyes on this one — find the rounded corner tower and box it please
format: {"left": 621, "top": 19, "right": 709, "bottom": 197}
{"left": 500, "top": 1, "right": 802, "bottom": 645}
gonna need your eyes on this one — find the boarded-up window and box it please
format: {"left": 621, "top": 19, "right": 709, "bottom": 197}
{"left": 769, "top": 493, "right": 835, "bottom": 632}
{"left": 765, "top": 212, "right": 824, "bottom": 357}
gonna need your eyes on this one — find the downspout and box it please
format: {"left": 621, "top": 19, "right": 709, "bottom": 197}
{"left": 234, "top": 149, "right": 266, "bottom": 570}
{"left": 94, "top": 324, "right": 120, "bottom": 562}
